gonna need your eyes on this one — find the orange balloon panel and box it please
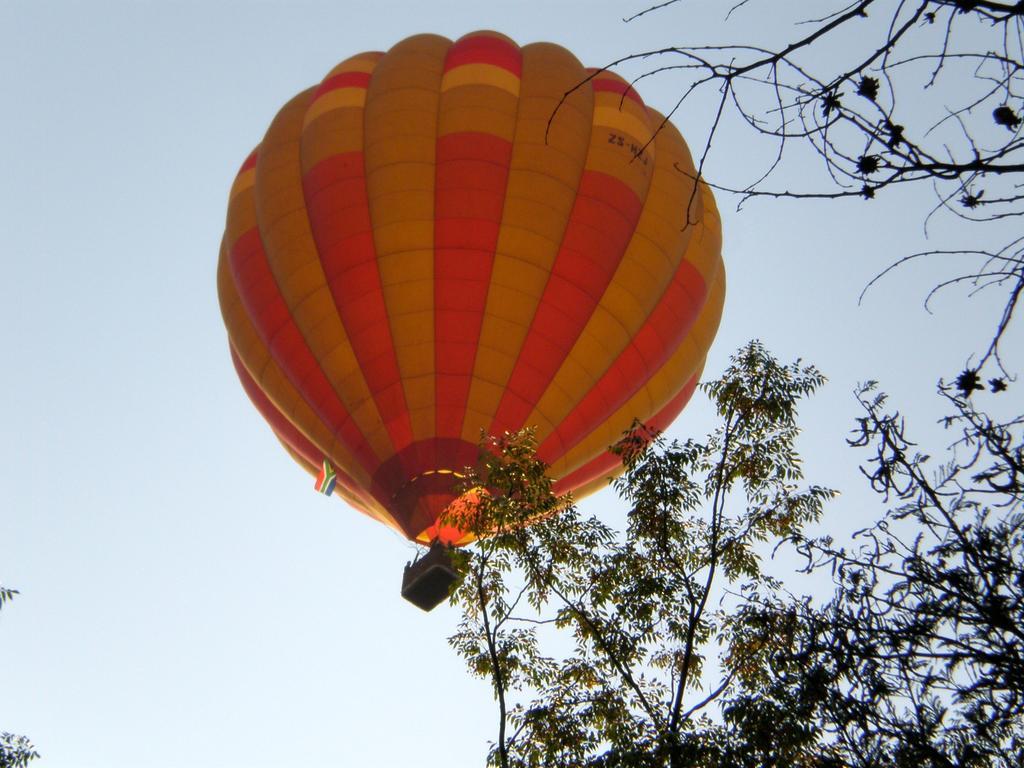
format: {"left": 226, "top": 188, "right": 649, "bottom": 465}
{"left": 218, "top": 31, "right": 725, "bottom": 544}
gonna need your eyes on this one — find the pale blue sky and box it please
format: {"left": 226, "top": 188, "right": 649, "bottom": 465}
{"left": 1, "top": 2, "right": 1014, "bottom": 767}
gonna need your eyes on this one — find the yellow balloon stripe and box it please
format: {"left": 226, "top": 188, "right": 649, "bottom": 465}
{"left": 222, "top": 154, "right": 388, "bottom": 482}
{"left": 593, "top": 106, "right": 655, "bottom": 147}
{"left": 547, "top": 267, "right": 725, "bottom": 479}
{"left": 525, "top": 110, "right": 700, "bottom": 441}
{"left": 252, "top": 90, "right": 393, "bottom": 462}
{"left": 585, "top": 76, "right": 655, "bottom": 202}
{"left": 460, "top": 42, "right": 595, "bottom": 443}
{"left": 363, "top": 34, "right": 450, "bottom": 443}
{"left": 229, "top": 167, "right": 256, "bottom": 204}
{"left": 441, "top": 63, "right": 521, "bottom": 96}
{"left": 303, "top": 88, "right": 368, "bottom": 127}
{"left": 217, "top": 240, "right": 377, "bottom": 494}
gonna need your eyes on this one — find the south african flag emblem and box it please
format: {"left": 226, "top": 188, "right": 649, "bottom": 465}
{"left": 314, "top": 459, "right": 337, "bottom": 496}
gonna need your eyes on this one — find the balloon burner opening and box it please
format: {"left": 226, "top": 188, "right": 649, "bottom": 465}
{"left": 401, "top": 542, "right": 458, "bottom": 611}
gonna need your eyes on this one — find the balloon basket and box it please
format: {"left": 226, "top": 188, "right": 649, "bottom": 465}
{"left": 401, "top": 542, "right": 458, "bottom": 612}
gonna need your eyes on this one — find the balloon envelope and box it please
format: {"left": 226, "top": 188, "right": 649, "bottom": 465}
{"left": 218, "top": 30, "right": 725, "bottom": 544}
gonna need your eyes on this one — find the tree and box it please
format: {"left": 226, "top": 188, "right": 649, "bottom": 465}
{"left": 446, "top": 341, "right": 835, "bottom": 767}
{"left": 0, "top": 588, "right": 39, "bottom": 768}
{"left": 445, "top": 341, "right": 1023, "bottom": 767}
{"left": 684, "top": 380, "right": 1023, "bottom": 768}
{"left": 0, "top": 735, "right": 37, "bottom": 768}
{"left": 596, "top": 1, "right": 1023, "bottom": 377}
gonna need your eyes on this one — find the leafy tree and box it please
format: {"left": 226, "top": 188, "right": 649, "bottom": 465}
{"left": 446, "top": 341, "right": 835, "bottom": 767}
{"left": 445, "top": 341, "right": 1023, "bottom": 767}
{"left": 597, "top": 1, "right": 1024, "bottom": 376}
{"left": 0, "top": 588, "right": 38, "bottom": 768}
{"left": 0, "top": 735, "right": 38, "bottom": 768}
{"left": 706, "top": 380, "right": 1024, "bottom": 768}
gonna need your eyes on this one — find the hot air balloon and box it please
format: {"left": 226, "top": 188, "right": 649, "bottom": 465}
{"left": 218, "top": 30, "right": 725, "bottom": 608}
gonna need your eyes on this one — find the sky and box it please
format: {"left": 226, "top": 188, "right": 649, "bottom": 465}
{"left": 1, "top": 2, "right": 1017, "bottom": 767}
